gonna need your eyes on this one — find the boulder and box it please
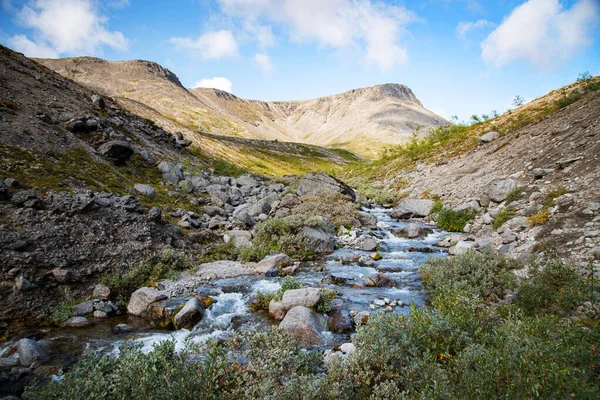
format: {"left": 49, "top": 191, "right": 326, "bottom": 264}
{"left": 17, "top": 339, "right": 48, "bottom": 366}
{"left": 72, "top": 300, "right": 96, "bottom": 316}
{"left": 329, "top": 310, "right": 355, "bottom": 334}
{"left": 127, "top": 287, "right": 168, "bottom": 317}
{"left": 353, "top": 311, "right": 370, "bottom": 326}
{"left": 402, "top": 223, "right": 422, "bottom": 238}
{"left": 487, "top": 179, "right": 516, "bottom": 203}
{"left": 361, "top": 237, "right": 379, "bottom": 251}
{"left": 98, "top": 141, "right": 133, "bottom": 165}
{"left": 279, "top": 194, "right": 300, "bottom": 209}
{"left": 173, "top": 298, "right": 204, "bottom": 330}
{"left": 364, "top": 273, "right": 394, "bottom": 288}
{"left": 236, "top": 175, "right": 260, "bottom": 188}
{"left": 301, "top": 227, "right": 336, "bottom": 254}
{"left": 478, "top": 131, "right": 499, "bottom": 144}
{"left": 269, "top": 300, "right": 287, "bottom": 321}
{"left": 256, "top": 253, "right": 292, "bottom": 274}
{"left": 281, "top": 288, "right": 322, "bottom": 310}
{"left": 455, "top": 200, "right": 481, "bottom": 213}
{"left": 224, "top": 230, "right": 253, "bottom": 248}
{"left": 532, "top": 168, "right": 553, "bottom": 179}
{"left": 147, "top": 206, "right": 162, "bottom": 223}
{"left": 279, "top": 306, "right": 326, "bottom": 346}
{"left": 158, "top": 161, "right": 184, "bottom": 185}
{"left": 134, "top": 184, "right": 156, "bottom": 198}
{"left": 391, "top": 199, "right": 434, "bottom": 219}
{"left": 92, "top": 284, "right": 111, "bottom": 300}
{"left": 196, "top": 260, "right": 257, "bottom": 280}
{"left": 449, "top": 240, "right": 474, "bottom": 255}
{"left": 296, "top": 172, "right": 356, "bottom": 202}
{"left": 63, "top": 316, "right": 91, "bottom": 328}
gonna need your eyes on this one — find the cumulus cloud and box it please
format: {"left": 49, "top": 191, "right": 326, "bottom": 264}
{"left": 170, "top": 30, "right": 238, "bottom": 60}
{"left": 7, "top": 0, "right": 128, "bottom": 58}
{"left": 481, "top": 0, "right": 600, "bottom": 68}
{"left": 193, "top": 77, "right": 233, "bottom": 93}
{"left": 456, "top": 19, "right": 493, "bottom": 39}
{"left": 216, "top": 0, "right": 416, "bottom": 70}
{"left": 254, "top": 52, "right": 274, "bottom": 72}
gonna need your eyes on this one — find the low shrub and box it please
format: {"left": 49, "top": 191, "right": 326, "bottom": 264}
{"left": 505, "top": 187, "right": 525, "bottom": 205}
{"left": 542, "top": 186, "right": 567, "bottom": 208}
{"left": 315, "top": 288, "right": 338, "bottom": 313}
{"left": 292, "top": 193, "right": 361, "bottom": 228}
{"left": 436, "top": 208, "right": 477, "bottom": 232}
{"left": 555, "top": 90, "right": 583, "bottom": 109}
{"left": 430, "top": 199, "right": 444, "bottom": 214}
{"left": 198, "top": 240, "right": 238, "bottom": 263}
{"left": 491, "top": 208, "right": 515, "bottom": 229}
{"left": 526, "top": 209, "right": 550, "bottom": 227}
{"left": 420, "top": 251, "right": 517, "bottom": 301}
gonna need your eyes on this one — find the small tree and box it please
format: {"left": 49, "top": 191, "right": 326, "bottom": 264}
{"left": 512, "top": 95, "right": 524, "bottom": 107}
{"left": 577, "top": 71, "right": 592, "bottom": 82}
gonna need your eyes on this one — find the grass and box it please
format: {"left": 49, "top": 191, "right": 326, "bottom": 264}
{"left": 491, "top": 208, "right": 515, "bottom": 230}
{"left": 436, "top": 208, "right": 477, "bottom": 232}
{"left": 504, "top": 187, "right": 525, "bottom": 205}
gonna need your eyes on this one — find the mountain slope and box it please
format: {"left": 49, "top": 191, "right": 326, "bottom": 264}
{"left": 37, "top": 57, "right": 446, "bottom": 157}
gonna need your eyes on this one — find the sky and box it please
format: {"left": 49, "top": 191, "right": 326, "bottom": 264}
{"left": 1, "top": 0, "right": 599, "bottom": 121}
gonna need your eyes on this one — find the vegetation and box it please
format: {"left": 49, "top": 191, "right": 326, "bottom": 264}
{"left": 435, "top": 207, "right": 477, "bottom": 232}
{"left": 491, "top": 207, "right": 515, "bottom": 229}
{"left": 505, "top": 186, "right": 525, "bottom": 205}
{"left": 251, "top": 277, "right": 304, "bottom": 311}
{"left": 526, "top": 209, "right": 551, "bottom": 227}
{"left": 292, "top": 193, "right": 362, "bottom": 228}
{"left": 28, "top": 252, "right": 600, "bottom": 399}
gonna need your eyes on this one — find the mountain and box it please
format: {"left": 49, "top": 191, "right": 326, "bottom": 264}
{"left": 37, "top": 57, "right": 446, "bottom": 157}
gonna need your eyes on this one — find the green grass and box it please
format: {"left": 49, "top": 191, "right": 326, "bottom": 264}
{"left": 436, "top": 208, "right": 477, "bottom": 232}
{"left": 491, "top": 208, "right": 515, "bottom": 230}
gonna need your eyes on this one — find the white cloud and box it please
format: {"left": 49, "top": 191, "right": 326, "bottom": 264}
{"left": 246, "top": 23, "right": 275, "bottom": 49}
{"left": 456, "top": 19, "right": 493, "bottom": 39}
{"left": 170, "top": 30, "right": 238, "bottom": 60}
{"left": 216, "top": 0, "right": 416, "bottom": 70}
{"left": 481, "top": 0, "right": 600, "bottom": 68}
{"left": 254, "top": 52, "right": 274, "bottom": 72}
{"left": 193, "top": 77, "right": 233, "bottom": 93}
{"left": 7, "top": 0, "right": 128, "bottom": 58}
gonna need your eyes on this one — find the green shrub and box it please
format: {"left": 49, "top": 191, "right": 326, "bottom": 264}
{"left": 542, "top": 186, "right": 567, "bottom": 208}
{"left": 491, "top": 208, "right": 515, "bottom": 229}
{"left": 238, "top": 245, "right": 269, "bottom": 262}
{"left": 555, "top": 89, "right": 583, "bottom": 109}
{"left": 420, "top": 251, "right": 517, "bottom": 301}
{"left": 430, "top": 199, "right": 443, "bottom": 214}
{"left": 198, "top": 240, "right": 238, "bottom": 263}
{"left": 315, "top": 288, "right": 338, "bottom": 313}
{"left": 436, "top": 208, "right": 477, "bottom": 232}
{"left": 505, "top": 186, "right": 525, "bottom": 205}
{"left": 292, "top": 193, "right": 361, "bottom": 228}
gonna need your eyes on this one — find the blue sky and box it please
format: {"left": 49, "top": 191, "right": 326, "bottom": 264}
{"left": 1, "top": 0, "right": 599, "bottom": 121}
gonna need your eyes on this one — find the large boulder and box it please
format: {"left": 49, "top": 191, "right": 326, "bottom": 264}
{"left": 391, "top": 199, "right": 435, "bottom": 219}
{"left": 17, "top": 338, "right": 48, "bottom": 366}
{"left": 279, "top": 306, "right": 326, "bottom": 346}
{"left": 127, "top": 287, "right": 168, "bottom": 317}
{"left": 256, "top": 253, "right": 292, "bottom": 274}
{"left": 224, "top": 230, "right": 253, "bottom": 248}
{"left": 98, "top": 141, "right": 133, "bottom": 165}
{"left": 147, "top": 298, "right": 186, "bottom": 328}
{"left": 269, "top": 300, "right": 287, "bottom": 321}
{"left": 301, "top": 227, "right": 336, "bottom": 254}
{"left": 487, "top": 179, "right": 517, "bottom": 203}
{"left": 173, "top": 298, "right": 204, "bottom": 330}
{"left": 134, "top": 184, "right": 156, "bottom": 198}
{"left": 296, "top": 172, "right": 356, "bottom": 202}
{"left": 196, "top": 260, "right": 257, "bottom": 280}
{"left": 281, "top": 288, "right": 322, "bottom": 310}
{"left": 478, "top": 131, "right": 499, "bottom": 144}
{"left": 328, "top": 310, "right": 355, "bottom": 334}
{"left": 158, "top": 161, "right": 184, "bottom": 185}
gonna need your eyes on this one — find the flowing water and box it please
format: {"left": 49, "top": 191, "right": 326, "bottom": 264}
{"left": 2, "top": 207, "right": 448, "bottom": 363}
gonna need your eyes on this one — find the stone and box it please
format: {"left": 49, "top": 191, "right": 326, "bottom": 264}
{"left": 17, "top": 339, "right": 48, "bottom": 367}
{"left": 147, "top": 206, "right": 162, "bottom": 223}
{"left": 235, "top": 210, "right": 255, "bottom": 227}
{"left": 63, "top": 316, "right": 91, "bottom": 328}
{"left": 127, "top": 287, "right": 168, "bottom": 317}
{"left": 224, "top": 230, "right": 253, "bottom": 248}
{"left": 391, "top": 199, "right": 435, "bottom": 219}
{"left": 147, "top": 298, "right": 186, "bottom": 328}
{"left": 364, "top": 273, "right": 394, "bottom": 288}
{"left": 281, "top": 288, "right": 322, "bottom": 310}
{"left": 482, "top": 213, "right": 494, "bottom": 224}
{"left": 361, "top": 237, "right": 379, "bottom": 251}
{"left": 176, "top": 139, "right": 192, "bottom": 148}
{"left": 449, "top": 240, "right": 474, "bottom": 255}
{"left": 72, "top": 300, "right": 96, "bottom": 316}
{"left": 4, "top": 178, "right": 19, "bottom": 188}
{"left": 279, "top": 306, "right": 326, "bottom": 346}
{"left": 301, "top": 227, "right": 336, "bottom": 254}
{"left": 269, "top": 300, "right": 287, "bottom": 321}
{"left": 11, "top": 189, "right": 37, "bottom": 206}
{"left": 455, "top": 200, "right": 481, "bottom": 213}
{"left": 158, "top": 161, "right": 184, "bottom": 185}
{"left": 134, "top": 183, "right": 156, "bottom": 198}
{"left": 85, "top": 118, "right": 99, "bottom": 132}
{"left": 98, "top": 141, "right": 133, "bottom": 165}
{"left": 91, "top": 94, "right": 105, "bottom": 109}
{"left": 196, "top": 260, "right": 257, "bottom": 280}
{"left": 402, "top": 223, "right": 422, "bottom": 238}
{"left": 93, "top": 310, "right": 107, "bottom": 319}
{"left": 478, "top": 131, "right": 499, "bottom": 144}
{"left": 339, "top": 343, "right": 356, "bottom": 355}
{"left": 296, "top": 172, "right": 356, "bottom": 202}
{"left": 555, "top": 194, "right": 575, "bottom": 208}
{"left": 174, "top": 298, "right": 204, "bottom": 330}
{"left": 256, "top": 253, "right": 292, "bottom": 274}
{"left": 533, "top": 168, "right": 553, "bottom": 179}
{"left": 112, "top": 324, "right": 134, "bottom": 334}
{"left": 279, "top": 194, "right": 300, "bottom": 209}
{"left": 235, "top": 175, "right": 260, "bottom": 188}
{"left": 94, "top": 301, "right": 116, "bottom": 314}
{"left": 328, "top": 310, "right": 354, "bottom": 334}
{"left": 353, "top": 311, "right": 370, "bottom": 326}
{"left": 92, "top": 284, "right": 111, "bottom": 300}
{"left": 487, "top": 179, "right": 517, "bottom": 203}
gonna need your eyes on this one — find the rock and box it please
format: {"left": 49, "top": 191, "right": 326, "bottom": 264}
{"left": 478, "top": 131, "right": 499, "bottom": 144}
{"left": 63, "top": 316, "right": 91, "bottom": 328}
{"left": 256, "top": 253, "right": 292, "bottom": 274}
{"left": 555, "top": 194, "right": 575, "bottom": 208}
{"left": 391, "top": 199, "right": 435, "bottom": 219}
{"left": 268, "top": 300, "right": 287, "bottom": 321}
{"left": 301, "top": 227, "right": 336, "bottom": 254}
{"left": 158, "top": 161, "right": 184, "bottom": 185}
{"left": 98, "top": 141, "right": 133, "bottom": 165}
{"left": 449, "top": 240, "right": 474, "bottom": 255}
{"left": 4, "top": 178, "right": 19, "bottom": 188}
{"left": 279, "top": 306, "right": 326, "bottom": 346}
{"left": 134, "top": 183, "right": 156, "bottom": 198}
{"left": 235, "top": 210, "right": 255, "bottom": 227}
{"left": 402, "top": 223, "right": 422, "bottom": 238}
{"left": 176, "top": 139, "right": 192, "bottom": 148}
{"left": 85, "top": 118, "right": 99, "bottom": 132}
{"left": 236, "top": 175, "right": 260, "bottom": 188}
{"left": 147, "top": 206, "right": 162, "bottom": 223}
{"left": 296, "top": 172, "right": 356, "bottom": 202}
{"left": 329, "top": 310, "right": 354, "bottom": 334}
{"left": 532, "top": 168, "right": 553, "bottom": 179}
{"left": 147, "top": 298, "right": 186, "bottom": 328}
{"left": 17, "top": 339, "right": 48, "bottom": 367}
{"left": 248, "top": 200, "right": 271, "bottom": 217}
{"left": 455, "top": 200, "right": 481, "bottom": 213}
{"left": 11, "top": 189, "right": 37, "bottom": 206}
{"left": 224, "top": 230, "right": 253, "bottom": 248}
{"left": 339, "top": 343, "right": 356, "bottom": 355}
{"left": 555, "top": 157, "right": 582, "bottom": 169}
{"left": 353, "top": 311, "right": 370, "bottom": 326}
{"left": 196, "top": 260, "right": 257, "bottom": 280}
{"left": 279, "top": 194, "right": 300, "bottom": 209}
{"left": 482, "top": 213, "right": 494, "bottom": 224}
{"left": 476, "top": 238, "right": 494, "bottom": 250}
{"left": 173, "top": 298, "right": 204, "bottom": 330}
{"left": 94, "top": 301, "right": 116, "bottom": 314}
{"left": 92, "top": 284, "right": 111, "bottom": 300}
{"left": 72, "top": 300, "right": 95, "bottom": 316}
{"left": 0, "top": 358, "right": 20, "bottom": 368}
{"left": 364, "top": 273, "right": 394, "bottom": 288}
{"left": 91, "top": 94, "right": 105, "bottom": 109}
{"left": 112, "top": 324, "right": 134, "bottom": 334}
{"left": 93, "top": 310, "right": 107, "bottom": 319}
{"left": 127, "top": 287, "right": 168, "bottom": 317}
{"left": 281, "top": 288, "right": 322, "bottom": 310}
{"left": 361, "top": 237, "right": 379, "bottom": 251}
{"left": 487, "top": 179, "right": 516, "bottom": 203}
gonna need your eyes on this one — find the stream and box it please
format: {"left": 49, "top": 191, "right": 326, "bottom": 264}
{"left": 2, "top": 207, "right": 448, "bottom": 366}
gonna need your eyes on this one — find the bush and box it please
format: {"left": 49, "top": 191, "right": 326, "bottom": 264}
{"left": 420, "top": 251, "right": 517, "bottom": 301}
{"left": 430, "top": 199, "right": 443, "bottom": 214}
{"left": 555, "top": 89, "right": 583, "bottom": 109}
{"left": 292, "top": 193, "right": 361, "bottom": 228}
{"left": 436, "top": 208, "right": 477, "bottom": 232}
{"left": 505, "top": 187, "right": 525, "bottom": 205}
{"left": 526, "top": 209, "right": 550, "bottom": 227}
{"left": 491, "top": 208, "right": 515, "bottom": 229}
